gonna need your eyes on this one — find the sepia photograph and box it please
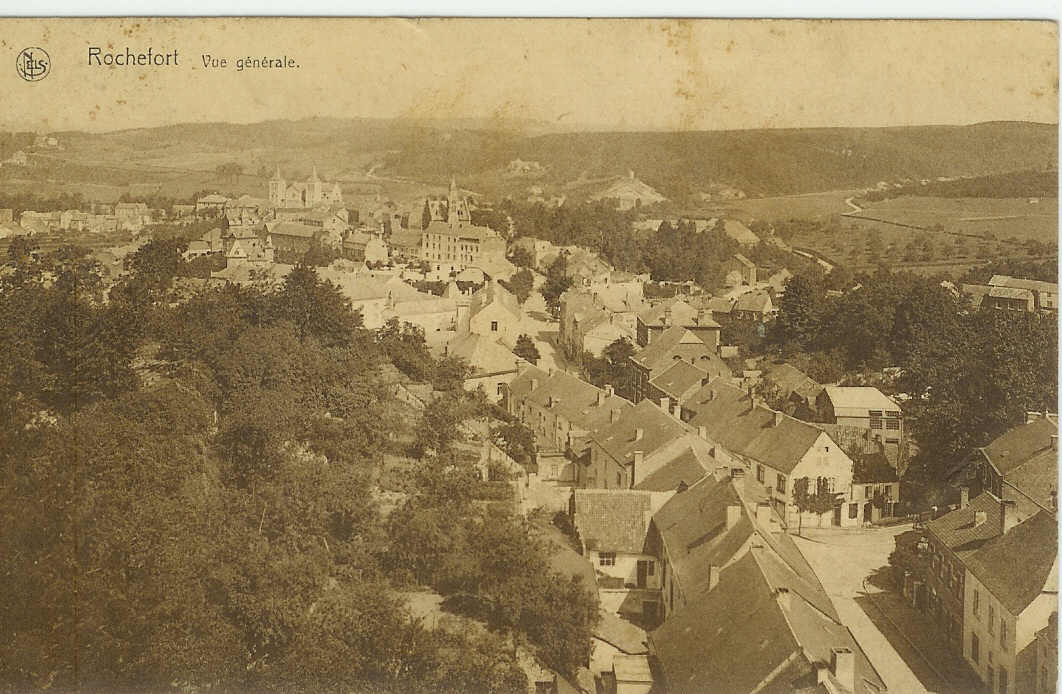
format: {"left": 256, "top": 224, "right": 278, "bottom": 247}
{"left": 0, "top": 16, "right": 1058, "bottom": 694}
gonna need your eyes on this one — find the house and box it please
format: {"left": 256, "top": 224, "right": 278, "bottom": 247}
{"left": 195, "top": 194, "right": 229, "bottom": 213}
{"left": 817, "top": 386, "right": 903, "bottom": 454}
{"left": 443, "top": 333, "right": 521, "bottom": 402}
{"left": 611, "top": 655, "right": 653, "bottom": 694}
{"left": 683, "top": 381, "right": 863, "bottom": 529}
{"left": 560, "top": 288, "right": 645, "bottom": 358}
{"left": 422, "top": 178, "right": 506, "bottom": 274}
{"left": 962, "top": 510, "right": 1057, "bottom": 694}
{"left": 988, "top": 275, "right": 1058, "bottom": 313}
{"left": 626, "top": 326, "right": 728, "bottom": 403}
{"left": 1034, "top": 612, "right": 1056, "bottom": 694}
{"left": 722, "top": 253, "right": 757, "bottom": 286}
{"left": 505, "top": 367, "right": 633, "bottom": 480}
{"left": 922, "top": 414, "right": 1058, "bottom": 666}
{"left": 591, "top": 609, "right": 650, "bottom": 690}
{"left": 732, "top": 290, "right": 775, "bottom": 322}
{"left": 635, "top": 297, "right": 721, "bottom": 349}
{"left": 766, "top": 268, "right": 794, "bottom": 295}
{"left": 962, "top": 276, "right": 1058, "bottom": 314}
{"left": 389, "top": 229, "right": 424, "bottom": 262}
{"left": 646, "top": 359, "right": 710, "bottom": 407}
{"left": 760, "top": 362, "right": 823, "bottom": 419}
{"left": 114, "top": 202, "right": 151, "bottom": 231}
{"left": 343, "top": 230, "right": 389, "bottom": 264}
{"left": 583, "top": 399, "right": 715, "bottom": 492}
{"left": 571, "top": 489, "right": 669, "bottom": 619}
{"left": 460, "top": 280, "right": 523, "bottom": 348}
{"left": 651, "top": 549, "right": 886, "bottom": 694}
{"left": 591, "top": 171, "right": 666, "bottom": 210}
{"left": 511, "top": 236, "right": 554, "bottom": 268}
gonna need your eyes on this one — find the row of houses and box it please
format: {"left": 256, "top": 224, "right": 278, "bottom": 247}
{"left": 920, "top": 413, "right": 1058, "bottom": 694}
{"left": 962, "top": 275, "right": 1058, "bottom": 314}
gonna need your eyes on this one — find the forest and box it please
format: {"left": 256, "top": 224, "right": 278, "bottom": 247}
{"left": 0, "top": 239, "right": 596, "bottom": 693}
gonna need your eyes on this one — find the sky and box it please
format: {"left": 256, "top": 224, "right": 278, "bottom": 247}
{"left": 2, "top": 18, "right": 1057, "bottom": 133}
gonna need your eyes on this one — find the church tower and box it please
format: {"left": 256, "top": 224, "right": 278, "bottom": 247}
{"left": 306, "top": 165, "right": 323, "bottom": 207}
{"left": 446, "top": 176, "right": 469, "bottom": 225}
{"left": 269, "top": 166, "right": 286, "bottom": 206}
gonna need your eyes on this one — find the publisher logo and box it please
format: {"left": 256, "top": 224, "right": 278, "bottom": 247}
{"left": 16, "top": 47, "right": 50, "bottom": 82}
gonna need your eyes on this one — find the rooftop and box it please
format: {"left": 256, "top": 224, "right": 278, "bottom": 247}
{"left": 572, "top": 489, "right": 654, "bottom": 554}
{"left": 823, "top": 386, "right": 900, "bottom": 413}
{"left": 965, "top": 510, "right": 1057, "bottom": 615}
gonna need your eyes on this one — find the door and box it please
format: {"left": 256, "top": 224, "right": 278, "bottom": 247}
{"left": 637, "top": 560, "right": 649, "bottom": 588}
{"left": 863, "top": 502, "right": 873, "bottom": 523}
{"left": 832, "top": 504, "right": 842, "bottom": 527}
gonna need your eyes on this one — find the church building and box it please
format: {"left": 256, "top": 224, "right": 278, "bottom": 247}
{"left": 268, "top": 166, "right": 344, "bottom": 208}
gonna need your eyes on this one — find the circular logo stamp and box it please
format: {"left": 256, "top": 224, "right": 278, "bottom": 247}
{"left": 16, "top": 47, "right": 50, "bottom": 82}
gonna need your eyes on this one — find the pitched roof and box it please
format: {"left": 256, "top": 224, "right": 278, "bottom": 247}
{"left": 469, "top": 280, "right": 521, "bottom": 320}
{"left": 445, "top": 334, "right": 519, "bottom": 377}
{"left": 925, "top": 493, "right": 1004, "bottom": 557}
{"left": 965, "top": 510, "right": 1058, "bottom": 614}
{"left": 424, "top": 219, "right": 499, "bottom": 240}
{"left": 988, "top": 274, "right": 1059, "bottom": 295}
{"left": 651, "top": 476, "right": 754, "bottom": 596}
{"left": 631, "top": 326, "right": 714, "bottom": 372}
{"left": 572, "top": 489, "right": 653, "bottom": 554}
{"left": 762, "top": 362, "right": 823, "bottom": 402}
{"left": 648, "top": 359, "right": 708, "bottom": 401}
{"left": 591, "top": 399, "right": 689, "bottom": 468}
{"left": 734, "top": 291, "right": 773, "bottom": 313}
{"left": 633, "top": 437, "right": 715, "bottom": 492}
{"left": 686, "top": 382, "right": 834, "bottom": 474}
{"left": 268, "top": 221, "right": 318, "bottom": 238}
{"left": 595, "top": 611, "right": 648, "bottom": 655}
{"left": 506, "top": 365, "right": 550, "bottom": 404}
{"left": 722, "top": 219, "right": 760, "bottom": 245}
{"left": 823, "top": 386, "right": 900, "bottom": 413}
{"left": 981, "top": 416, "right": 1058, "bottom": 476}
{"left": 731, "top": 253, "right": 756, "bottom": 269}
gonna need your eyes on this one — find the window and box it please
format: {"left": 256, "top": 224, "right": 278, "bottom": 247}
{"left": 973, "top": 589, "right": 980, "bottom": 617}
{"left": 599, "top": 552, "right": 616, "bottom": 567}
{"left": 776, "top": 474, "right": 786, "bottom": 494}
{"left": 865, "top": 485, "right": 873, "bottom": 499}
{"left": 616, "top": 472, "right": 622, "bottom": 487}
{"left": 886, "top": 412, "right": 901, "bottom": 430}
{"left": 999, "top": 667, "right": 1008, "bottom": 694}
{"left": 971, "top": 633, "right": 980, "bottom": 663}
{"left": 647, "top": 561, "right": 655, "bottom": 576}
{"left": 490, "top": 320, "right": 498, "bottom": 332}
{"left": 496, "top": 382, "right": 504, "bottom": 396}
{"left": 999, "top": 619, "right": 1007, "bottom": 647}
{"left": 756, "top": 465, "right": 765, "bottom": 483}
{"left": 988, "top": 605, "right": 995, "bottom": 634}
{"left": 849, "top": 503, "right": 859, "bottom": 519}
{"left": 869, "top": 410, "right": 883, "bottom": 429}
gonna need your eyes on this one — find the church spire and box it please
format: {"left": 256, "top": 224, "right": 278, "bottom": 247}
{"left": 310, "top": 165, "right": 320, "bottom": 182}
{"left": 271, "top": 165, "right": 283, "bottom": 181}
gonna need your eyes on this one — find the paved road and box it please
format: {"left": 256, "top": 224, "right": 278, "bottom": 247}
{"left": 794, "top": 526, "right": 931, "bottom": 694}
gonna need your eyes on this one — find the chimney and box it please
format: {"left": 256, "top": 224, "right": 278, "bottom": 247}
{"left": 1001, "top": 498, "right": 1019, "bottom": 534}
{"left": 605, "top": 384, "right": 615, "bottom": 397}
{"left": 697, "top": 425, "right": 707, "bottom": 440}
{"left": 697, "top": 308, "right": 709, "bottom": 325}
{"left": 773, "top": 411, "right": 784, "bottom": 427}
{"left": 830, "top": 648, "right": 855, "bottom": 692}
{"left": 726, "top": 504, "right": 741, "bottom": 530}
{"left": 634, "top": 428, "right": 644, "bottom": 442}
{"left": 530, "top": 378, "right": 539, "bottom": 392}
{"left": 960, "top": 486, "right": 969, "bottom": 509}
{"left": 708, "top": 564, "right": 721, "bottom": 591}
{"left": 974, "top": 510, "right": 988, "bottom": 527}
{"left": 610, "top": 408, "right": 621, "bottom": 423}
{"left": 775, "top": 587, "right": 791, "bottom": 611}
{"left": 815, "top": 663, "right": 830, "bottom": 686}
{"left": 597, "top": 390, "right": 606, "bottom": 406}
{"left": 662, "top": 308, "right": 672, "bottom": 327}
{"left": 659, "top": 396, "right": 670, "bottom": 412}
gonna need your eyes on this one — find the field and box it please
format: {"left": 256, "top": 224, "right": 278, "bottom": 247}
{"left": 694, "top": 189, "right": 860, "bottom": 223}
{"left": 850, "top": 196, "right": 1057, "bottom": 245}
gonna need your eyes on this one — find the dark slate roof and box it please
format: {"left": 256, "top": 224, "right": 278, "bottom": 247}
{"left": 982, "top": 416, "right": 1058, "bottom": 476}
{"left": 965, "top": 510, "right": 1058, "bottom": 615}
{"left": 648, "top": 359, "right": 708, "bottom": 400}
{"left": 631, "top": 326, "right": 714, "bottom": 372}
{"left": 925, "top": 493, "right": 1003, "bottom": 556}
{"left": 572, "top": 490, "right": 653, "bottom": 554}
{"left": 651, "top": 476, "right": 754, "bottom": 596}
{"left": 762, "top": 362, "right": 823, "bottom": 402}
{"left": 651, "top": 553, "right": 800, "bottom": 694}
{"left": 685, "top": 382, "right": 831, "bottom": 474}
{"left": 633, "top": 440, "right": 714, "bottom": 492}
{"left": 506, "top": 365, "right": 549, "bottom": 404}
{"left": 651, "top": 549, "right": 882, "bottom": 694}
{"left": 592, "top": 399, "right": 688, "bottom": 468}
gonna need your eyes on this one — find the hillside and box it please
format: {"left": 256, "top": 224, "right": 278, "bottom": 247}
{"left": 9, "top": 119, "right": 1058, "bottom": 204}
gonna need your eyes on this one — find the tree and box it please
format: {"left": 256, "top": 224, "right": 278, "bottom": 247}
{"left": 509, "top": 245, "right": 533, "bottom": 269}
{"left": 490, "top": 419, "right": 537, "bottom": 469}
{"left": 769, "top": 271, "right": 825, "bottom": 351}
{"left": 502, "top": 268, "right": 534, "bottom": 303}
{"left": 540, "top": 254, "right": 573, "bottom": 313}
{"left": 513, "top": 334, "right": 541, "bottom": 365}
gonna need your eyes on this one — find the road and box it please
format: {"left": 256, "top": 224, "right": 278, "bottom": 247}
{"left": 844, "top": 196, "right": 864, "bottom": 214}
{"left": 794, "top": 526, "right": 931, "bottom": 694}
